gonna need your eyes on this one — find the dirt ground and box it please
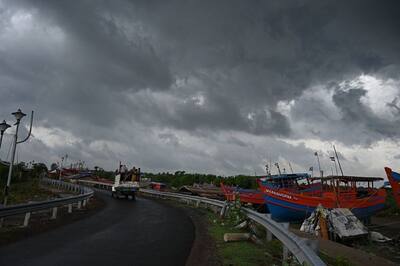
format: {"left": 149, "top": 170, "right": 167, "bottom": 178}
{"left": 358, "top": 216, "right": 400, "bottom": 264}
{"left": 183, "top": 207, "right": 222, "bottom": 266}
{"left": 291, "top": 214, "right": 400, "bottom": 266}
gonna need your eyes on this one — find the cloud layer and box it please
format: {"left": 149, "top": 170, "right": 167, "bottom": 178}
{"left": 0, "top": 0, "right": 399, "bottom": 176}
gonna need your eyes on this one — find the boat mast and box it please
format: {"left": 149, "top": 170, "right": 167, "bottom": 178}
{"left": 333, "top": 145, "right": 344, "bottom": 176}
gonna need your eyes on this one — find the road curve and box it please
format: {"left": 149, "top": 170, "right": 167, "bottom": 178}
{"left": 0, "top": 190, "right": 195, "bottom": 266}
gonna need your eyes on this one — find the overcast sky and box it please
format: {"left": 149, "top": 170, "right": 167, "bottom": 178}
{"left": 0, "top": 0, "right": 399, "bottom": 177}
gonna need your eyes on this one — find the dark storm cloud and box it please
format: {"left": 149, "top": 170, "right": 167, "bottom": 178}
{"left": 289, "top": 82, "right": 400, "bottom": 146}
{"left": 0, "top": 0, "right": 400, "bottom": 173}
{"left": 333, "top": 88, "right": 400, "bottom": 142}
{"left": 2, "top": 0, "right": 400, "bottom": 134}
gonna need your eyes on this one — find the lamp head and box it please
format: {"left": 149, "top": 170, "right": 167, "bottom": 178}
{"left": 0, "top": 120, "right": 11, "bottom": 134}
{"left": 12, "top": 109, "right": 26, "bottom": 122}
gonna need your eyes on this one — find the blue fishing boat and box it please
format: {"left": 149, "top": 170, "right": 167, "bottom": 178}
{"left": 258, "top": 175, "right": 386, "bottom": 222}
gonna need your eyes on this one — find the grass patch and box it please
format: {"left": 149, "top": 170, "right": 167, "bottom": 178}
{"left": 206, "top": 211, "right": 283, "bottom": 266}
{"left": 207, "top": 210, "right": 354, "bottom": 266}
{"left": 319, "top": 252, "right": 353, "bottom": 266}
{"left": 0, "top": 179, "right": 56, "bottom": 205}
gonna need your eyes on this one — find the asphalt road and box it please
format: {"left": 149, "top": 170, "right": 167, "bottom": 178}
{"left": 0, "top": 191, "right": 195, "bottom": 266}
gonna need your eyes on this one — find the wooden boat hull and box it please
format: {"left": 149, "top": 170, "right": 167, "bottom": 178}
{"left": 385, "top": 167, "right": 400, "bottom": 208}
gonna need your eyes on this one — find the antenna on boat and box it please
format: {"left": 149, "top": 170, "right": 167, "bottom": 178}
{"left": 333, "top": 145, "right": 344, "bottom": 176}
{"left": 309, "top": 166, "right": 314, "bottom": 177}
{"left": 274, "top": 162, "right": 281, "bottom": 175}
{"left": 314, "top": 151, "right": 323, "bottom": 178}
{"left": 269, "top": 158, "right": 272, "bottom": 175}
{"left": 288, "top": 162, "right": 294, "bottom": 174}
{"left": 265, "top": 163, "right": 270, "bottom": 175}
{"left": 330, "top": 155, "right": 339, "bottom": 175}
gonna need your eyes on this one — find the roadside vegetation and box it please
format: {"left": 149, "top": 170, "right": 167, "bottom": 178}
{"left": 207, "top": 211, "right": 283, "bottom": 266}
{"left": 318, "top": 252, "right": 352, "bottom": 266}
{"left": 0, "top": 161, "right": 49, "bottom": 205}
{"left": 207, "top": 209, "right": 356, "bottom": 266}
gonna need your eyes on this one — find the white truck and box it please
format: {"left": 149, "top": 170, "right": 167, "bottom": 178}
{"left": 111, "top": 164, "right": 140, "bottom": 200}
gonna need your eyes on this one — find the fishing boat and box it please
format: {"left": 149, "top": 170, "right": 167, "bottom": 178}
{"left": 384, "top": 167, "right": 400, "bottom": 208}
{"left": 220, "top": 173, "right": 319, "bottom": 212}
{"left": 258, "top": 175, "right": 386, "bottom": 222}
{"left": 263, "top": 173, "right": 323, "bottom": 195}
{"left": 220, "top": 182, "right": 265, "bottom": 205}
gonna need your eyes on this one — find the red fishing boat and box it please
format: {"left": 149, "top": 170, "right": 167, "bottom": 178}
{"left": 220, "top": 183, "right": 265, "bottom": 206}
{"left": 220, "top": 173, "right": 322, "bottom": 212}
{"left": 258, "top": 175, "right": 386, "bottom": 222}
{"left": 384, "top": 167, "right": 400, "bottom": 208}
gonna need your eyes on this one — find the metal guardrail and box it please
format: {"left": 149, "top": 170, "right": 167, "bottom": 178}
{"left": 0, "top": 178, "right": 94, "bottom": 227}
{"left": 77, "top": 179, "right": 325, "bottom": 265}
{"left": 76, "top": 179, "right": 113, "bottom": 190}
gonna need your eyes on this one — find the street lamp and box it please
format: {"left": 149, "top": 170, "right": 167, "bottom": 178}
{"left": 0, "top": 120, "right": 11, "bottom": 151}
{"left": 3, "top": 109, "right": 34, "bottom": 206}
{"left": 12, "top": 109, "right": 26, "bottom": 122}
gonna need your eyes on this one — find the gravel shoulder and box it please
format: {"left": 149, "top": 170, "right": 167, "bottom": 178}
{"left": 183, "top": 207, "right": 221, "bottom": 266}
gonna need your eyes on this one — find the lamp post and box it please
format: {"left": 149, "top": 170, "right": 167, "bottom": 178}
{"left": 3, "top": 109, "right": 34, "bottom": 206}
{"left": 0, "top": 120, "right": 11, "bottom": 152}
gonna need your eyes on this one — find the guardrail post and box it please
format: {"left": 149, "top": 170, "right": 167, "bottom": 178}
{"left": 82, "top": 199, "right": 87, "bottom": 207}
{"left": 51, "top": 207, "right": 58, "bottom": 219}
{"left": 220, "top": 202, "right": 228, "bottom": 218}
{"left": 68, "top": 204, "right": 73, "bottom": 213}
{"left": 281, "top": 222, "right": 290, "bottom": 261}
{"left": 265, "top": 214, "right": 273, "bottom": 242}
{"left": 266, "top": 229, "right": 273, "bottom": 242}
{"left": 196, "top": 200, "right": 201, "bottom": 208}
{"left": 77, "top": 201, "right": 82, "bottom": 209}
{"left": 23, "top": 212, "right": 31, "bottom": 227}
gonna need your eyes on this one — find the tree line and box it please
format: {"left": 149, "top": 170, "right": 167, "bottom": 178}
{"left": 144, "top": 171, "right": 262, "bottom": 189}
{"left": 0, "top": 161, "right": 48, "bottom": 186}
